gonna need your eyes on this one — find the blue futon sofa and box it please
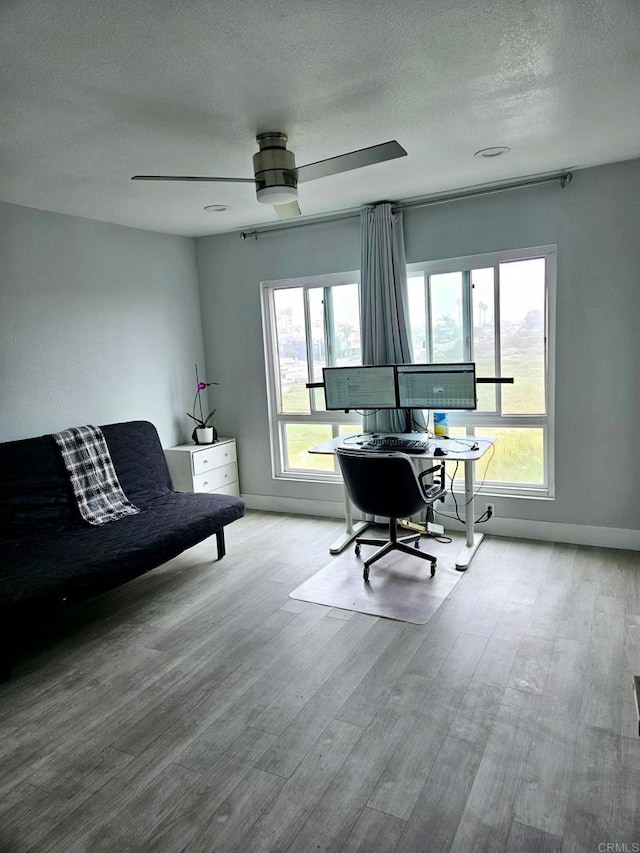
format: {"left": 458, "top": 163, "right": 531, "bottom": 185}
{"left": 0, "top": 420, "right": 245, "bottom": 677}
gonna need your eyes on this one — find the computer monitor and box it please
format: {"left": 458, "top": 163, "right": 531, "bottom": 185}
{"left": 323, "top": 365, "right": 397, "bottom": 410}
{"left": 396, "top": 362, "right": 477, "bottom": 410}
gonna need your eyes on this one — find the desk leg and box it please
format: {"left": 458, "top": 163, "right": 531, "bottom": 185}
{"left": 329, "top": 485, "right": 370, "bottom": 555}
{"left": 455, "top": 459, "right": 484, "bottom": 571}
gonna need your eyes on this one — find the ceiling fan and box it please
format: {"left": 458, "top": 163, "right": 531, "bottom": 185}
{"left": 131, "top": 133, "right": 407, "bottom": 219}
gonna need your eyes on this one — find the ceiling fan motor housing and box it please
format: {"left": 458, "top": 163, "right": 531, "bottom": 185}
{"left": 253, "top": 133, "right": 298, "bottom": 204}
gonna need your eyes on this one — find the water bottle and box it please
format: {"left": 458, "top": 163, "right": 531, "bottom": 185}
{"left": 434, "top": 412, "right": 448, "bottom": 436}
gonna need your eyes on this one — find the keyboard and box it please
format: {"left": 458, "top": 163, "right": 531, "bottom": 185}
{"left": 361, "top": 436, "right": 432, "bottom": 454}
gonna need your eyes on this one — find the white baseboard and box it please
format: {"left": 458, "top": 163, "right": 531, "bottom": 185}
{"left": 243, "top": 494, "right": 346, "bottom": 519}
{"left": 242, "top": 493, "right": 640, "bottom": 551}
{"left": 440, "top": 515, "right": 640, "bottom": 551}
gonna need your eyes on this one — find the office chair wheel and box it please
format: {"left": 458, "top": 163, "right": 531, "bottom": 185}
{"left": 355, "top": 543, "right": 361, "bottom": 557}
{"left": 363, "top": 567, "right": 370, "bottom": 582}
{"left": 430, "top": 562, "right": 437, "bottom": 577}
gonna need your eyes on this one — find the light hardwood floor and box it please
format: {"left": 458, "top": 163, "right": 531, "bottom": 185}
{"left": 1, "top": 511, "right": 639, "bottom": 852}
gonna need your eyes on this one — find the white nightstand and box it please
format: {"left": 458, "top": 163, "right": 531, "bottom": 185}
{"left": 164, "top": 438, "right": 239, "bottom": 497}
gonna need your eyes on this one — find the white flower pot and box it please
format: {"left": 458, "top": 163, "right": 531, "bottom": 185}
{"left": 194, "top": 427, "right": 215, "bottom": 445}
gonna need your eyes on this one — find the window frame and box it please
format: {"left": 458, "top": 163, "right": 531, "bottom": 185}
{"left": 261, "top": 245, "right": 556, "bottom": 498}
{"left": 408, "top": 244, "right": 556, "bottom": 499}
{"left": 261, "top": 271, "right": 362, "bottom": 481}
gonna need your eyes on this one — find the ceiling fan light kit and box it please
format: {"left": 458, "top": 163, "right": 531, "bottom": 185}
{"left": 253, "top": 133, "right": 298, "bottom": 205}
{"left": 132, "top": 133, "right": 407, "bottom": 220}
{"left": 256, "top": 184, "right": 299, "bottom": 205}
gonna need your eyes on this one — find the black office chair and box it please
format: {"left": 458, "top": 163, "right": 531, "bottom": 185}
{"left": 336, "top": 448, "right": 446, "bottom": 582}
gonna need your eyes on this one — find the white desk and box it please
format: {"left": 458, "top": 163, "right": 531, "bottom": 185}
{"left": 309, "top": 433, "right": 496, "bottom": 570}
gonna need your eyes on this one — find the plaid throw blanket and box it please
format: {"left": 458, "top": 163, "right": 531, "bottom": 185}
{"left": 53, "top": 425, "right": 140, "bottom": 525}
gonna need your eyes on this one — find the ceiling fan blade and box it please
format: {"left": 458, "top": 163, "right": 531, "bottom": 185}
{"left": 131, "top": 175, "right": 256, "bottom": 183}
{"left": 295, "top": 140, "right": 407, "bottom": 184}
{"left": 274, "top": 201, "right": 301, "bottom": 220}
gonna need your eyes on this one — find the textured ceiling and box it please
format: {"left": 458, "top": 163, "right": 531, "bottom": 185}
{"left": 1, "top": 0, "right": 639, "bottom": 236}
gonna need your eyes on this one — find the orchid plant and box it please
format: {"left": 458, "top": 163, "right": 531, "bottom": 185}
{"left": 186, "top": 364, "right": 218, "bottom": 428}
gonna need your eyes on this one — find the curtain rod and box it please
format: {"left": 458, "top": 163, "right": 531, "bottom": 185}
{"left": 239, "top": 170, "right": 573, "bottom": 240}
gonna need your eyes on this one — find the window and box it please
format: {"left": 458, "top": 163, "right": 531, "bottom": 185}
{"left": 262, "top": 272, "right": 363, "bottom": 479}
{"left": 408, "top": 246, "right": 556, "bottom": 497}
{"left": 262, "top": 246, "right": 555, "bottom": 498}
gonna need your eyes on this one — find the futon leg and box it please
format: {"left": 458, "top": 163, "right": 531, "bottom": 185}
{"left": 0, "top": 629, "right": 11, "bottom": 682}
{"left": 216, "top": 528, "right": 226, "bottom": 560}
{"left": 0, "top": 650, "right": 11, "bottom": 682}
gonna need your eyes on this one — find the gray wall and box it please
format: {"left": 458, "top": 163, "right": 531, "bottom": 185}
{"left": 196, "top": 217, "right": 361, "bottom": 511}
{"left": 0, "top": 202, "right": 205, "bottom": 446}
{"left": 196, "top": 158, "right": 640, "bottom": 532}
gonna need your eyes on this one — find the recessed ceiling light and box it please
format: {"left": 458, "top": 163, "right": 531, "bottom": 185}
{"left": 474, "top": 146, "right": 511, "bottom": 159}
{"left": 204, "top": 204, "right": 230, "bottom": 213}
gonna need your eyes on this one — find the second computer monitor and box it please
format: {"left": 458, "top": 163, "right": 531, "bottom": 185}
{"left": 396, "top": 362, "right": 477, "bottom": 410}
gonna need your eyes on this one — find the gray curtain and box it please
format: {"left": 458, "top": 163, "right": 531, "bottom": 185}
{"left": 360, "top": 203, "right": 426, "bottom": 433}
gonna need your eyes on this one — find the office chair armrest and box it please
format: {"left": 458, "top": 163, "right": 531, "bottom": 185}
{"left": 418, "top": 463, "right": 445, "bottom": 484}
{"left": 418, "top": 462, "right": 446, "bottom": 501}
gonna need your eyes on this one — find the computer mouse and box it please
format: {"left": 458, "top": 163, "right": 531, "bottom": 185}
{"left": 434, "top": 447, "right": 447, "bottom": 456}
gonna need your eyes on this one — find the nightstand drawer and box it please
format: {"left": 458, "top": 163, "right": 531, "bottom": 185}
{"left": 191, "top": 442, "right": 237, "bottom": 477}
{"left": 193, "top": 462, "right": 238, "bottom": 493}
{"left": 210, "top": 481, "right": 240, "bottom": 497}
